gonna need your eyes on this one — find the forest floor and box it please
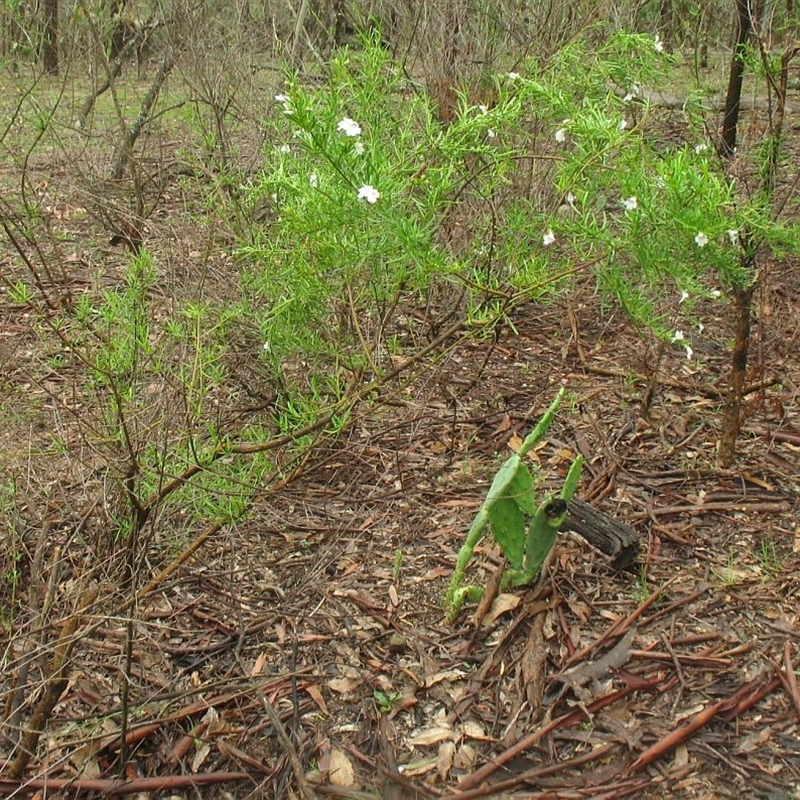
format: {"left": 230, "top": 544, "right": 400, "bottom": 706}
{"left": 1, "top": 66, "right": 800, "bottom": 800}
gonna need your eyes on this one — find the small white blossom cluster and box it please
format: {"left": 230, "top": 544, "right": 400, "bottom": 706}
{"left": 672, "top": 285, "right": 725, "bottom": 360}
{"left": 671, "top": 329, "right": 692, "bottom": 359}
{"left": 694, "top": 230, "right": 740, "bottom": 248}
{"left": 337, "top": 117, "right": 361, "bottom": 136}
{"left": 476, "top": 104, "right": 497, "bottom": 139}
{"left": 337, "top": 117, "right": 366, "bottom": 155}
{"left": 279, "top": 104, "right": 378, "bottom": 203}
{"left": 357, "top": 184, "right": 380, "bottom": 204}
{"left": 336, "top": 117, "right": 377, "bottom": 202}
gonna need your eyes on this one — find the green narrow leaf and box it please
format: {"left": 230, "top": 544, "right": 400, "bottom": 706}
{"left": 517, "top": 387, "right": 565, "bottom": 458}
{"left": 560, "top": 454, "right": 584, "bottom": 501}
{"left": 488, "top": 497, "right": 526, "bottom": 569}
{"left": 504, "top": 461, "right": 536, "bottom": 515}
{"left": 485, "top": 456, "right": 535, "bottom": 569}
{"left": 524, "top": 495, "right": 565, "bottom": 579}
{"left": 485, "top": 454, "right": 522, "bottom": 505}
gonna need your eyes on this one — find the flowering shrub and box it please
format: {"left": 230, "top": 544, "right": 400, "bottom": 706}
{"left": 237, "top": 32, "right": 554, "bottom": 403}
{"left": 239, "top": 28, "right": 798, "bottom": 443}
{"left": 504, "top": 31, "right": 797, "bottom": 356}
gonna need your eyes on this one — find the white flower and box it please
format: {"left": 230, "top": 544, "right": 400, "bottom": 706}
{"left": 684, "top": 345, "right": 693, "bottom": 359}
{"left": 358, "top": 184, "right": 380, "bottom": 203}
{"left": 275, "top": 93, "right": 292, "bottom": 114}
{"left": 711, "top": 289, "right": 722, "bottom": 298}
{"left": 619, "top": 119, "right": 628, "bottom": 131}
{"left": 507, "top": 72, "right": 520, "bottom": 80}
{"left": 565, "top": 192, "right": 576, "bottom": 204}
{"left": 278, "top": 144, "right": 291, "bottom": 154}
{"left": 679, "top": 290, "right": 689, "bottom": 303}
{"left": 727, "top": 229, "right": 739, "bottom": 245}
{"left": 262, "top": 341, "right": 271, "bottom": 352}
{"left": 337, "top": 117, "right": 362, "bottom": 137}
{"left": 487, "top": 128, "right": 496, "bottom": 139}
{"left": 672, "top": 330, "right": 685, "bottom": 342}
{"left": 694, "top": 232, "right": 709, "bottom": 248}
{"left": 542, "top": 229, "right": 556, "bottom": 246}
{"left": 624, "top": 84, "right": 640, "bottom": 102}
{"left": 622, "top": 196, "right": 637, "bottom": 211}
{"left": 654, "top": 34, "right": 664, "bottom": 53}
{"left": 697, "top": 323, "right": 705, "bottom": 333}
{"left": 694, "top": 143, "right": 708, "bottom": 154}
{"left": 478, "top": 104, "right": 488, "bottom": 115}
{"left": 555, "top": 128, "right": 566, "bottom": 143}
{"left": 353, "top": 141, "right": 365, "bottom": 155}
{"left": 309, "top": 173, "right": 318, "bottom": 187}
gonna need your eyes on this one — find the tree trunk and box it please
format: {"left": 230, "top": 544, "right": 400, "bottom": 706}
{"left": 41, "top": 0, "right": 59, "bottom": 75}
{"left": 715, "top": 0, "right": 757, "bottom": 468}
{"left": 658, "top": 0, "right": 673, "bottom": 53}
{"left": 720, "top": 0, "right": 752, "bottom": 157}
{"left": 717, "top": 282, "right": 754, "bottom": 468}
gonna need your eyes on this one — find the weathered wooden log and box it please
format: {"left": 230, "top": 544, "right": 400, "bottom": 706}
{"left": 561, "top": 497, "right": 638, "bottom": 569}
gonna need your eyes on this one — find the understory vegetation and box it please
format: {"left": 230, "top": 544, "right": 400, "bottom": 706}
{"left": 1, "top": 0, "right": 799, "bottom": 795}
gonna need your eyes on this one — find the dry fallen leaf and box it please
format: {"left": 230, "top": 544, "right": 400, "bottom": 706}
{"left": 328, "top": 675, "right": 363, "bottom": 694}
{"left": 328, "top": 747, "right": 356, "bottom": 787}
{"left": 250, "top": 650, "right": 268, "bottom": 677}
{"left": 398, "top": 756, "right": 438, "bottom": 776}
{"left": 388, "top": 584, "right": 399, "bottom": 606}
{"left": 407, "top": 725, "right": 453, "bottom": 747}
{"left": 454, "top": 742, "right": 477, "bottom": 770}
{"left": 423, "top": 668, "right": 467, "bottom": 688}
{"left": 437, "top": 740, "right": 456, "bottom": 780}
{"left": 481, "top": 593, "right": 521, "bottom": 627}
{"left": 305, "top": 683, "right": 329, "bottom": 715}
{"left": 461, "top": 720, "right": 491, "bottom": 741}
{"left": 192, "top": 740, "right": 212, "bottom": 773}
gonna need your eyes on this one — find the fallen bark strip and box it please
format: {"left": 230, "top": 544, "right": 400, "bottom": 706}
{"left": 436, "top": 743, "right": 616, "bottom": 799}
{"left": 652, "top": 500, "right": 790, "bottom": 516}
{"left": 746, "top": 423, "right": 800, "bottom": 446}
{"left": 446, "top": 685, "right": 640, "bottom": 794}
{"left": 98, "top": 676, "right": 303, "bottom": 754}
{"left": 563, "top": 578, "right": 677, "bottom": 670}
{"left": 627, "top": 698, "right": 727, "bottom": 774}
{"left": 627, "top": 674, "right": 779, "bottom": 773}
{"left": 545, "top": 627, "right": 637, "bottom": 705}
{"left": 721, "top": 674, "right": 782, "bottom": 722}
{"left": 780, "top": 643, "right": 800, "bottom": 719}
{"left": 0, "top": 771, "right": 250, "bottom": 796}
{"left": 628, "top": 650, "right": 732, "bottom": 669}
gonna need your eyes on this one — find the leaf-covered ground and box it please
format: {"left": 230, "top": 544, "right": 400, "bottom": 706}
{"left": 3, "top": 262, "right": 800, "bottom": 798}
{"left": 1, "top": 75, "right": 800, "bottom": 799}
